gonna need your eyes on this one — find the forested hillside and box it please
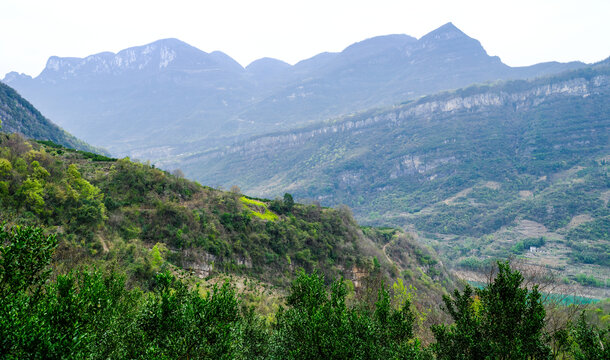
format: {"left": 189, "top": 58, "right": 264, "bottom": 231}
{"left": 182, "top": 62, "right": 610, "bottom": 292}
{"left": 0, "top": 133, "right": 454, "bottom": 302}
{"left": 0, "top": 81, "right": 102, "bottom": 154}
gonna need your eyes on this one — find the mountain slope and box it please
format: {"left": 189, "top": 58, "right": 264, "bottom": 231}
{"left": 178, "top": 63, "right": 610, "bottom": 295}
{"left": 0, "top": 81, "right": 102, "bottom": 153}
{"left": 4, "top": 24, "right": 584, "bottom": 159}
{"left": 0, "top": 133, "right": 455, "bottom": 307}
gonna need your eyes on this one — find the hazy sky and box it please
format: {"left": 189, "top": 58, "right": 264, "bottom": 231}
{"left": 1, "top": 0, "right": 609, "bottom": 78}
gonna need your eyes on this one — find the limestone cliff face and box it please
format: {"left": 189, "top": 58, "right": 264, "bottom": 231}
{"left": 194, "top": 74, "right": 608, "bottom": 161}
{"left": 401, "top": 75, "right": 606, "bottom": 117}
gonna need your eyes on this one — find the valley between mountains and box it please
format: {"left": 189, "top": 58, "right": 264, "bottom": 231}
{"left": 0, "top": 20, "right": 608, "bottom": 357}
{"left": 2, "top": 23, "right": 608, "bottom": 298}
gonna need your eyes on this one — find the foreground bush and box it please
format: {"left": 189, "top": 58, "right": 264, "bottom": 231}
{"left": 269, "top": 270, "right": 429, "bottom": 359}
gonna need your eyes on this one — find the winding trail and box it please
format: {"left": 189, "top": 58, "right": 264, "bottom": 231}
{"left": 99, "top": 235, "right": 109, "bottom": 253}
{"left": 382, "top": 242, "right": 394, "bottom": 266}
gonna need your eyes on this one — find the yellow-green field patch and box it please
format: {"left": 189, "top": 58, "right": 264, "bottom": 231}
{"left": 240, "top": 196, "right": 278, "bottom": 221}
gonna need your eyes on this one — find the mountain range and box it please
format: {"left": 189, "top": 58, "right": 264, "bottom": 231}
{"left": 1, "top": 18, "right": 609, "bottom": 358}
{"left": 1, "top": 23, "right": 607, "bottom": 295}
{"left": 3, "top": 23, "right": 584, "bottom": 160}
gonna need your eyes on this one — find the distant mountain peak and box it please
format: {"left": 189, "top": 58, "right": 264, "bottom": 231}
{"left": 33, "top": 38, "right": 249, "bottom": 81}
{"left": 246, "top": 57, "right": 291, "bottom": 71}
{"left": 416, "top": 22, "right": 491, "bottom": 60}
{"left": 2, "top": 71, "right": 32, "bottom": 84}
{"left": 421, "top": 22, "right": 469, "bottom": 42}
{"left": 45, "top": 56, "right": 64, "bottom": 71}
{"left": 438, "top": 22, "right": 459, "bottom": 31}
{"left": 149, "top": 38, "right": 189, "bottom": 47}
{"left": 341, "top": 34, "right": 417, "bottom": 57}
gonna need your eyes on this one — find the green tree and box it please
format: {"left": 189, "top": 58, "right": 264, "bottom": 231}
{"left": 432, "top": 262, "right": 550, "bottom": 359}
{"left": 431, "top": 285, "right": 484, "bottom": 359}
{"left": 0, "top": 158, "right": 11, "bottom": 177}
{"left": 0, "top": 224, "right": 58, "bottom": 294}
{"left": 283, "top": 193, "right": 294, "bottom": 212}
{"left": 0, "top": 225, "right": 58, "bottom": 356}
{"left": 30, "top": 160, "right": 49, "bottom": 180}
{"left": 32, "top": 269, "right": 138, "bottom": 359}
{"left": 17, "top": 177, "right": 45, "bottom": 213}
{"left": 128, "top": 271, "right": 241, "bottom": 359}
{"left": 270, "top": 270, "right": 426, "bottom": 359}
{"left": 569, "top": 312, "right": 610, "bottom": 360}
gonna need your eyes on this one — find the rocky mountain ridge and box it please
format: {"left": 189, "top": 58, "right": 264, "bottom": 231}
{"left": 180, "top": 69, "right": 607, "bottom": 164}
{"left": 3, "top": 23, "right": 585, "bottom": 159}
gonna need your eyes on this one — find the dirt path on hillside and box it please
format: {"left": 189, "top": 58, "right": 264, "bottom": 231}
{"left": 382, "top": 242, "right": 394, "bottom": 267}
{"left": 99, "top": 235, "right": 109, "bottom": 253}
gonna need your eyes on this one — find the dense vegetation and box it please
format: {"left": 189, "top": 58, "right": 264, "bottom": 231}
{"left": 432, "top": 262, "right": 550, "bottom": 359}
{"left": 1, "top": 225, "right": 607, "bottom": 359}
{"left": 0, "top": 133, "right": 455, "bottom": 311}
{"left": 0, "top": 130, "right": 606, "bottom": 359}
{"left": 0, "top": 81, "right": 103, "bottom": 153}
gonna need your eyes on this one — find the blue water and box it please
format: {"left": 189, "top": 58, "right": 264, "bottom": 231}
{"left": 466, "top": 281, "right": 601, "bottom": 305}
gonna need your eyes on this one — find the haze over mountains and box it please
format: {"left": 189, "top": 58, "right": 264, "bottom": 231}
{"left": 3, "top": 23, "right": 585, "bottom": 159}
{"left": 0, "top": 81, "right": 102, "bottom": 153}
